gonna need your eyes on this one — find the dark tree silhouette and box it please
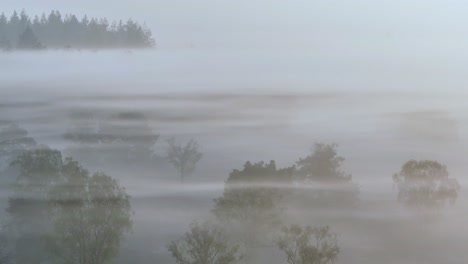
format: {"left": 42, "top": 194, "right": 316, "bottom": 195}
{"left": 295, "top": 143, "right": 359, "bottom": 207}
{"left": 213, "top": 161, "right": 295, "bottom": 262}
{"left": 296, "top": 143, "right": 351, "bottom": 182}
{"left": 393, "top": 160, "right": 460, "bottom": 210}
{"left": 0, "top": 12, "right": 7, "bottom": 34}
{"left": 277, "top": 225, "right": 339, "bottom": 264}
{"left": 0, "top": 9, "right": 155, "bottom": 50}
{"left": 16, "top": 26, "right": 45, "bottom": 49}
{"left": 168, "top": 221, "right": 241, "bottom": 264}
{"left": 0, "top": 36, "right": 11, "bottom": 50}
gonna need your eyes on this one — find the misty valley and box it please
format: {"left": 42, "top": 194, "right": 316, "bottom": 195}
{"left": 0, "top": 91, "right": 466, "bottom": 264}
{"left": 2, "top": 4, "right": 468, "bottom": 264}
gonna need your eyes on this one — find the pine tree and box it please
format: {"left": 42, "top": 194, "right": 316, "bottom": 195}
{"left": 0, "top": 12, "right": 8, "bottom": 49}
{"left": 0, "top": 36, "right": 12, "bottom": 51}
{"left": 17, "top": 26, "right": 45, "bottom": 50}
{"left": 0, "top": 10, "right": 155, "bottom": 49}
{"left": 0, "top": 12, "right": 7, "bottom": 30}
{"left": 19, "top": 9, "right": 30, "bottom": 30}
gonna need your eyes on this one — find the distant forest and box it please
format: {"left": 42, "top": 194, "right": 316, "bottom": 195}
{"left": 0, "top": 10, "right": 155, "bottom": 50}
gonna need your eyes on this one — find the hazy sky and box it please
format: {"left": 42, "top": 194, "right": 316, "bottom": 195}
{"left": 3, "top": 0, "right": 468, "bottom": 49}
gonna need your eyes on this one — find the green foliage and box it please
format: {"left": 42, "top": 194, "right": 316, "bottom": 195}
{"left": 277, "top": 225, "right": 339, "bottom": 264}
{"left": 213, "top": 161, "right": 294, "bottom": 256}
{"left": 47, "top": 162, "right": 132, "bottom": 264}
{"left": 393, "top": 160, "right": 460, "bottom": 210}
{"left": 296, "top": 143, "right": 351, "bottom": 182}
{"left": 213, "top": 161, "right": 293, "bottom": 224}
{"left": 0, "top": 121, "right": 36, "bottom": 172}
{"left": 215, "top": 161, "right": 292, "bottom": 223}
{"left": 168, "top": 221, "right": 241, "bottom": 264}
{"left": 10, "top": 147, "right": 63, "bottom": 195}
{"left": 6, "top": 148, "right": 132, "bottom": 264}
{"left": 294, "top": 143, "right": 359, "bottom": 207}
{"left": 6, "top": 147, "right": 64, "bottom": 264}
{"left": 225, "top": 160, "right": 294, "bottom": 185}
{"left": 166, "top": 138, "right": 203, "bottom": 183}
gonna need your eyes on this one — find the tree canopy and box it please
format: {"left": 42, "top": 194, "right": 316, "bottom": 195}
{"left": 294, "top": 143, "right": 359, "bottom": 207}
{"left": 47, "top": 163, "right": 132, "bottom": 264}
{"left": 0, "top": 121, "right": 36, "bottom": 173}
{"left": 277, "top": 225, "right": 339, "bottom": 264}
{"left": 393, "top": 160, "right": 460, "bottom": 210}
{"left": 213, "top": 161, "right": 294, "bottom": 226}
{"left": 6, "top": 147, "right": 133, "bottom": 264}
{"left": 168, "top": 221, "right": 241, "bottom": 264}
{"left": 0, "top": 9, "right": 155, "bottom": 50}
{"left": 296, "top": 143, "right": 351, "bottom": 183}
{"left": 213, "top": 161, "right": 295, "bottom": 262}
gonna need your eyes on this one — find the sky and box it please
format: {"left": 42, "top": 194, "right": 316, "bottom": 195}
{"left": 3, "top": 0, "right": 468, "bottom": 49}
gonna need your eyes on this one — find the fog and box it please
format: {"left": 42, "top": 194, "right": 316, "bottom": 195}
{"left": 2, "top": 1, "right": 468, "bottom": 264}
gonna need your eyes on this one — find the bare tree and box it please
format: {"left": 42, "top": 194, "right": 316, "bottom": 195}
{"left": 166, "top": 138, "right": 203, "bottom": 183}
{"left": 277, "top": 225, "right": 339, "bottom": 264}
{"left": 168, "top": 221, "right": 241, "bottom": 264}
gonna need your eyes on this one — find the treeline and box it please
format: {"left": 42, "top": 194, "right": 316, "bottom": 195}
{"left": 0, "top": 9, "right": 155, "bottom": 50}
